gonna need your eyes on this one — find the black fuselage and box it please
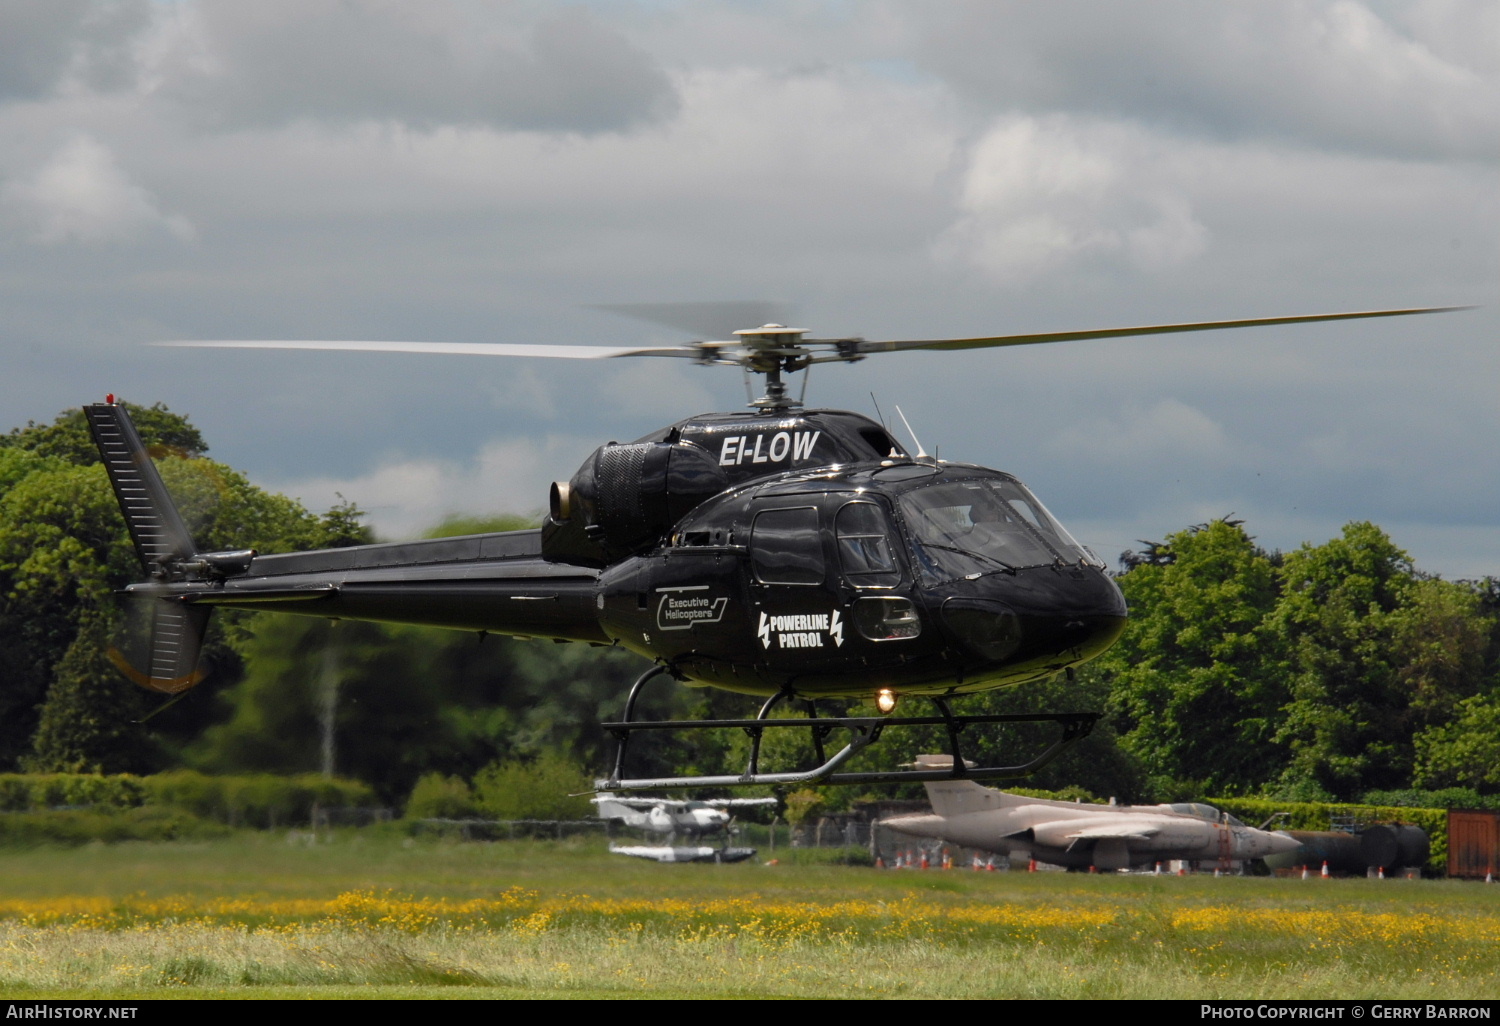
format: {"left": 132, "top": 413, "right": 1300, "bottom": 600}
{"left": 136, "top": 443, "right": 1126, "bottom": 701}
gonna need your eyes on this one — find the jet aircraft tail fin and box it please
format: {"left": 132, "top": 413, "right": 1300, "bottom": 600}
{"left": 87, "top": 398, "right": 216, "bottom": 694}
{"left": 911, "top": 755, "right": 1038, "bottom": 818}
{"left": 922, "top": 778, "right": 1030, "bottom": 818}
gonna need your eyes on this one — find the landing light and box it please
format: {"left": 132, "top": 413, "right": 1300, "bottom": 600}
{"left": 876, "top": 689, "right": 898, "bottom": 714}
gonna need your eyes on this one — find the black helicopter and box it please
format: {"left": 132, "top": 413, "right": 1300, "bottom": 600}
{"left": 90, "top": 307, "right": 1457, "bottom": 789}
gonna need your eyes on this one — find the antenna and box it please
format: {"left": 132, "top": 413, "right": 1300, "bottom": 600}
{"left": 894, "top": 405, "right": 928, "bottom": 459}
{"left": 870, "top": 393, "right": 888, "bottom": 430}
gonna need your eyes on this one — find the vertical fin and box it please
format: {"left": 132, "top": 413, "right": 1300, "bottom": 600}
{"left": 107, "top": 601, "right": 212, "bottom": 694}
{"left": 923, "top": 778, "right": 1013, "bottom": 817}
{"left": 147, "top": 600, "right": 212, "bottom": 690}
{"left": 88, "top": 397, "right": 212, "bottom": 694}
{"left": 85, "top": 400, "right": 197, "bottom": 572}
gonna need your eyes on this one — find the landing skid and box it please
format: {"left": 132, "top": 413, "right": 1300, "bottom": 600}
{"left": 596, "top": 666, "right": 1099, "bottom": 791}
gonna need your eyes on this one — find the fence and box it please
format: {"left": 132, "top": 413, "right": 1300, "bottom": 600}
{"left": 412, "top": 819, "right": 610, "bottom": 841}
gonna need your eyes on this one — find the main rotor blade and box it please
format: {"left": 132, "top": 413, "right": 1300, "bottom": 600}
{"left": 590, "top": 300, "right": 792, "bottom": 339}
{"left": 155, "top": 339, "right": 700, "bottom": 359}
{"left": 860, "top": 307, "right": 1472, "bottom": 354}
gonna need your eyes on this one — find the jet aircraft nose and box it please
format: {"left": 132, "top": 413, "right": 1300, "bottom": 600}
{"left": 1264, "top": 831, "right": 1303, "bottom": 858}
{"left": 881, "top": 813, "right": 945, "bottom": 839}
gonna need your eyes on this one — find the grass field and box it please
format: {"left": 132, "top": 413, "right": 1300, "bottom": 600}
{"left": 1, "top": 832, "right": 1498, "bottom": 999}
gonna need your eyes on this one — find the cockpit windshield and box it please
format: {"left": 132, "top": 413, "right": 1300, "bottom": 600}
{"left": 1166, "top": 802, "right": 1245, "bottom": 827}
{"left": 897, "top": 476, "right": 1103, "bottom": 584}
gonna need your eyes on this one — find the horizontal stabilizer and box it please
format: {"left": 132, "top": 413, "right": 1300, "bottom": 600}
{"left": 181, "top": 586, "right": 337, "bottom": 605}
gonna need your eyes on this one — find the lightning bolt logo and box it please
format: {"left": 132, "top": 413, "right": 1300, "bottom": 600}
{"left": 830, "top": 609, "right": 844, "bottom": 647}
{"left": 757, "top": 611, "right": 771, "bottom": 648}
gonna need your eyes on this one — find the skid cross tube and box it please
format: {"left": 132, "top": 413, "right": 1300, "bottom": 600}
{"left": 594, "top": 711, "right": 1098, "bottom": 791}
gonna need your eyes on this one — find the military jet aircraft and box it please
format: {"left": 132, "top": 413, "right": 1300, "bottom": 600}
{"left": 881, "top": 758, "right": 1299, "bottom": 871}
{"left": 594, "top": 793, "right": 775, "bottom": 863}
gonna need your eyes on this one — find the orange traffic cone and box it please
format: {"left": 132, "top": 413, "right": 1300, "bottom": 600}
{"left": 919, "top": 851, "right": 929, "bottom": 870}
{"left": 875, "top": 854, "right": 885, "bottom": 869}
{"left": 1028, "top": 857, "right": 1037, "bottom": 872}
{"left": 1321, "top": 860, "right": 1330, "bottom": 878}
{"left": 986, "top": 856, "right": 996, "bottom": 872}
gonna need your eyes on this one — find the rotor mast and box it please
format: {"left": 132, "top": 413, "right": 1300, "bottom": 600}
{"left": 734, "top": 324, "right": 815, "bottom": 412}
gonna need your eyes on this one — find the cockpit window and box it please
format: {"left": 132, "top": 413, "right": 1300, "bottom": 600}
{"left": 897, "top": 477, "right": 1099, "bottom": 584}
{"left": 836, "top": 501, "right": 901, "bottom": 588}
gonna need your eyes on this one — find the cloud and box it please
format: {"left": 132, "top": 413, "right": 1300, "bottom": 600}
{"left": 1046, "top": 398, "right": 1234, "bottom": 466}
{"left": 938, "top": 116, "right": 1208, "bottom": 282}
{"left": 265, "top": 434, "right": 600, "bottom": 541}
{"left": 903, "top": 0, "right": 1498, "bottom": 160}
{"left": 2, "top": 134, "right": 195, "bottom": 244}
{"left": 158, "top": 1, "right": 677, "bottom": 134}
{"left": 0, "top": 0, "right": 151, "bottom": 101}
{"left": 0, "top": 2, "right": 1492, "bottom": 580}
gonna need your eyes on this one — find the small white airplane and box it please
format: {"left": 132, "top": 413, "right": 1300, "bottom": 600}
{"left": 607, "top": 844, "right": 758, "bottom": 864}
{"left": 594, "top": 793, "right": 777, "bottom": 863}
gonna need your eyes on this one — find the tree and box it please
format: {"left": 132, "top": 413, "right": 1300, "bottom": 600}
{"left": 1272, "top": 522, "right": 1416, "bottom": 799}
{"left": 24, "top": 612, "right": 152, "bottom": 773}
{"left": 2, "top": 403, "right": 207, "bottom": 465}
{"left": 1413, "top": 693, "right": 1500, "bottom": 793}
{"left": 1095, "top": 520, "right": 1286, "bottom": 794}
{"left": 0, "top": 462, "right": 134, "bottom": 767}
{"left": 472, "top": 752, "right": 593, "bottom": 820}
{"left": 0, "top": 404, "right": 371, "bottom": 773}
{"left": 1391, "top": 578, "right": 1495, "bottom": 731}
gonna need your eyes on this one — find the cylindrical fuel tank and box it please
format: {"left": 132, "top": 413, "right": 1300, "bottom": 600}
{"left": 1360, "top": 825, "right": 1400, "bottom": 869}
{"left": 1359, "top": 823, "right": 1430, "bottom": 870}
{"left": 1395, "top": 823, "right": 1431, "bottom": 868}
{"left": 1264, "top": 830, "right": 1365, "bottom": 873}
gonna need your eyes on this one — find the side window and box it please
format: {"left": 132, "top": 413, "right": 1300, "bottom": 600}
{"left": 751, "top": 507, "right": 824, "bottom": 585}
{"left": 836, "top": 502, "right": 901, "bottom": 588}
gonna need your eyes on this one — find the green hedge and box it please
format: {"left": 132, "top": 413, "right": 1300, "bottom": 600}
{"left": 145, "top": 771, "right": 375, "bottom": 828}
{"left": 0, "top": 772, "right": 375, "bottom": 829}
{"left": 0, "top": 773, "right": 147, "bottom": 812}
{"left": 1211, "top": 797, "right": 1449, "bottom": 874}
{"left": 0, "top": 807, "right": 231, "bottom": 847}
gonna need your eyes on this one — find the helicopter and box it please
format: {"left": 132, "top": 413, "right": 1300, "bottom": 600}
{"left": 88, "top": 305, "right": 1460, "bottom": 790}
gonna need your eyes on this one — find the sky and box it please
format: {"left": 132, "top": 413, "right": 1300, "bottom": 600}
{"left": 2, "top": 0, "right": 1496, "bottom": 576}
